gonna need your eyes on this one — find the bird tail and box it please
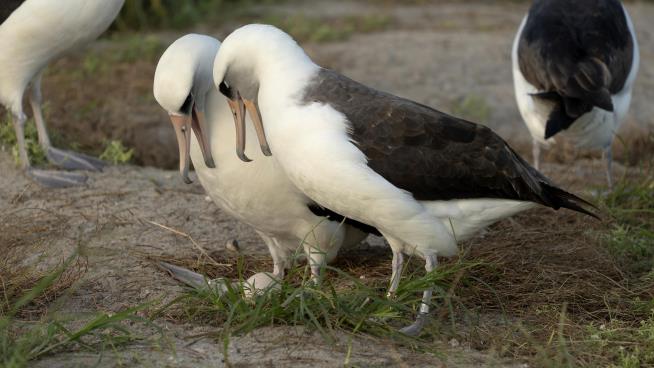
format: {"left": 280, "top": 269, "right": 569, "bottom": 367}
{"left": 540, "top": 183, "right": 600, "bottom": 219}
{"left": 572, "top": 57, "right": 613, "bottom": 112}
{"left": 533, "top": 57, "right": 614, "bottom": 140}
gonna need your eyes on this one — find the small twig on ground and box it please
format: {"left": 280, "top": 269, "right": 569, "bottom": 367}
{"left": 145, "top": 219, "right": 230, "bottom": 268}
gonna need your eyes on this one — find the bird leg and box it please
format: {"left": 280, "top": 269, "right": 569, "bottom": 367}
{"left": 309, "top": 251, "right": 326, "bottom": 283}
{"left": 11, "top": 111, "right": 86, "bottom": 187}
{"left": 604, "top": 146, "right": 613, "bottom": 190}
{"left": 399, "top": 254, "right": 438, "bottom": 336}
{"left": 532, "top": 138, "right": 541, "bottom": 170}
{"left": 29, "top": 75, "right": 105, "bottom": 172}
{"left": 12, "top": 112, "right": 30, "bottom": 169}
{"left": 29, "top": 73, "right": 51, "bottom": 149}
{"left": 256, "top": 232, "right": 290, "bottom": 279}
{"left": 387, "top": 250, "right": 404, "bottom": 298}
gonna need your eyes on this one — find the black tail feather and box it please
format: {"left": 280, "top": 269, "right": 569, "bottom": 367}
{"left": 541, "top": 183, "right": 600, "bottom": 219}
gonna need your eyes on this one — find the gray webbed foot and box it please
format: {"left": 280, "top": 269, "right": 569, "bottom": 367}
{"left": 399, "top": 312, "right": 429, "bottom": 336}
{"left": 159, "top": 262, "right": 228, "bottom": 294}
{"left": 47, "top": 147, "right": 105, "bottom": 171}
{"left": 27, "top": 169, "right": 89, "bottom": 188}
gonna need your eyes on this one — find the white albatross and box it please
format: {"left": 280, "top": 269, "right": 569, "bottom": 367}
{"left": 153, "top": 34, "right": 370, "bottom": 283}
{"left": 512, "top": 0, "right": 639, "bottom": 189}
{"left": 210, "top": 24, "right": 598, "bottom": 335}
{"left": 0, "top": 0, "right": 124, "bottom": 188}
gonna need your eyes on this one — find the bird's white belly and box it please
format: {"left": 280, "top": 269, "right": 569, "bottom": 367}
{"left": 422, "top": 199, "right": 536, "bottom": 242}
{"left": 187, "top": 95, "right": 325, "bottom": 248}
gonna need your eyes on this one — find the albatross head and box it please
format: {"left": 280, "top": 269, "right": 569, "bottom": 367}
{"left": 213, "top": 24, "right": 315, "bottom": 162}
{"left": 153, "top": 34, "right": 218, "bottom": 183}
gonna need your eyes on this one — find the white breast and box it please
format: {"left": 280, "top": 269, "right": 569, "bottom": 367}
{"left": 189, "top": 89, "right": 316, "bottom": 238}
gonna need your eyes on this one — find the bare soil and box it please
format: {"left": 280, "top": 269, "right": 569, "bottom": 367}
{"left": 2, "top": 1, "right": 654, "bottom": 367}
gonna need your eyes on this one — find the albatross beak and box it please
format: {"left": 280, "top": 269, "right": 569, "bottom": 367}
{"left": 170, "top": 114, "right": 193, "bottom": 184}
{"left": 243, "top": 98, "right": 272, "bottom": 157}
{"left": 169, "top": 104, "right": 215, "bottom": 184}
{"left": 226, "top": 95, "right": 251, "bottom": 162}
{"left": 191, "top": 107, "right": 216, "bottom": 169}
{"left": 225, "top": 92, "right": 273, "bottom": 163}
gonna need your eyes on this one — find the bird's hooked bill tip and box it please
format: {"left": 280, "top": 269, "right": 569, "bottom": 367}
{"left": 237, "top": 150, "right": 252, "bottom": 163}
{"left": 205, "top": 157, "right": 216, "bottom": 169}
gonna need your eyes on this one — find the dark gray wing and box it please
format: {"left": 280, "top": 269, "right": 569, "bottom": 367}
{"left": 1, "top": 0, "right": 25, "bottom": 26}
{"left": 518, "top": 0, "right": 635, "bottom": 138}
{"left": 302, "top": 69, "right": 596, "bottom": 217}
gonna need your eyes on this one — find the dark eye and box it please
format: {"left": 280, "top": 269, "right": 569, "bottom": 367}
{"left": 179, "top": 94, "right": 193, "bottom": 114}
{"left": 219, "top": 81, "right": 232, "bottom": 98}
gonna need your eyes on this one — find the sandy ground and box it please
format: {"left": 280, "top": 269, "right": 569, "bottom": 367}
{"left": 2, "top": 1, "right": 653, "bottom": 367}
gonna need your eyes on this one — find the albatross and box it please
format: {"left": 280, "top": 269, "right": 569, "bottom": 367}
{"left": 153, "top": 34, "right": 370, "bottom": 282}
{"left": 211, "top": 24, "right": 598, "bottom": 335}
{"left": 0, "top": 0, "right": 124, "bottom": 187}
{"left": 512, "top": 0, "right": 639, "bottom": 188}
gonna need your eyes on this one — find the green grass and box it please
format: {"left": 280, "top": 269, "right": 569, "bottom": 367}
{"left": 100, "top": 140, "right": 134, "bottom": 165}
{"left": 450, "top": 95, "right": 492, "bottom": 123}
{"left": 261, "top": 14, "right": 392, "bottom": 43}
{"left": 0, "top": 255, "right": 159, "bottom": 367}
{"left": 0, "top": 115, "right": 47, "bottom": 167}
{"left": 599, "top": 172, "right": 654, "bottom": 275}
{"left": 165, "top": 255, "right": 479, "bottom": 350}
{"left": 554, "top": 171, "right": 654, "bottom": 367}
{"left": 112, "top": 0, "right": 277, "bottom": 31}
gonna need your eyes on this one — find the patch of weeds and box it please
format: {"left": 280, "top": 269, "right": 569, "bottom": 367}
{"left": 0, "top": 114, "right": 47, "bottom": 167}
{"left": 81, "top": 53, "right": 109, "bottom": 76}
{"left": 598, "top": 175, "right": 654, "bottom": 274}
{"left": 165, "top": 255, "right": 478, "bottom": 348}
{"left": 108, "top": 34, "right": 166, "bottom": 63}
{"left": 583, "top": 311, "right": 654, "bottom": 367}
{"left": 450, "top": 95, "right": 491, "bottom": 123}
{"left": 263, "top": 14, "right": 392, "bottom": 43}
{"left": 1, "top": 254, "right": 160, "bottom": 368}
{"left": 99, "top": 140, "right": 134, "bottom": 165}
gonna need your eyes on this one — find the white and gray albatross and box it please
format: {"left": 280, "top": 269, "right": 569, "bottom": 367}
{"left": 153, "top": 34, "right": 370, "bottom": 285}
{"left": 0, "top": 0, "right": 124, "bottom": 187}
{"left": 210, "top": 24, "right": 598, "bottom": 336}
{"left": 512, "top": 0, "right": 639, "bottom": 188}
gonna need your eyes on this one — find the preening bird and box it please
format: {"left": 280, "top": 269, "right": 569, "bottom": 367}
{"left": 0, "top": 0, "right": 124, "bottom": 187}
{"left": 211, "top": 24, "right": 597, "bottom": 335}
{"left": 512, "top": 0, "right": 639, "bottom": 188}
{"left": 153, "top": 34, "right": 370, "bottom": 283}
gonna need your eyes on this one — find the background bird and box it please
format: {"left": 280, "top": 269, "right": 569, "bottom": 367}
{"left": 212, "top": 24, "right": 597, "bottom": 336}
{"left": 153, "top": 34, "right": 371, "bottom": 284}
{"left": 512, "top": 0, "right": 639, "bottom": 189}
{"left": 0, "top": 0, "right": 124, "bottom": 188}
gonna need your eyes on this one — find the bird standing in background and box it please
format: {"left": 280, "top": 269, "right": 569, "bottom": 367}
{"left": 211, "top": 24, "right": 597, "bottom": 336}
{"left": 0, "top": 0, "right": 125, "bottom": 187}
{"left": 512, "top": 0, "right": 639, "bottom": 189}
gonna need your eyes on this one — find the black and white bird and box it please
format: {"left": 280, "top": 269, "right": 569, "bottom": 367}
{"left": 0, "top": 0, "right": 124, "bottom": 187}
{"left": 211, "top": 24, "right": 597, "bottom": 335}
{"left": 153, "top": 34, "right": 370, "bottom": 283}
{"left": 512, "top": 0, "right": 639, "bottom": 188}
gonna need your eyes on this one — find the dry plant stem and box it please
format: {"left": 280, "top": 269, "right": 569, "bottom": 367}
{"left": 146, "top": 220, "right": 230, "bottom": 268}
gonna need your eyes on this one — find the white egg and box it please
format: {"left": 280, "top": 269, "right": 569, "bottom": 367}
{"left": 243, "top": 272, "right": 281, "bottom": 298}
